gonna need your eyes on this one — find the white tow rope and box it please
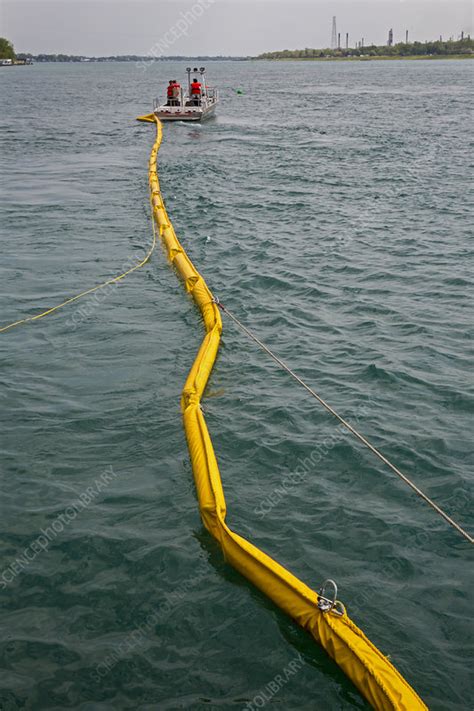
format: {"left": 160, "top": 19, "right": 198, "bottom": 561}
{"left": 214, "top": 298, "right": 473, "bottom": 545}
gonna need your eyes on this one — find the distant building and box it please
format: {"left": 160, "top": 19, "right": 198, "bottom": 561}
{"left": 388, "top": 29, "right": 394, "bottom": 47}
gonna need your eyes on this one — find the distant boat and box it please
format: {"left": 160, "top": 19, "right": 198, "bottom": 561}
{"left": 0, "top": 58, "right": 33, "bottom": 66}
{"left": 153, "top": 67, "right": 218, "bottom": 122}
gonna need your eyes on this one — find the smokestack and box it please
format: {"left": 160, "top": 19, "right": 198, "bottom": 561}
{"left": 406, "top": 30, "right": 409, "bottom": 44}
{"left": 331, "top": 16, "right": 337, "bottom": 49}
{"left": 338, "top": 32, "right": 341, "bottom": 49}
{"left": 346, "top": 32, "right": 349, "bottom": 50}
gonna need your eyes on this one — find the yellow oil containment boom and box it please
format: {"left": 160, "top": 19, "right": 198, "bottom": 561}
{"left": 144, "top": 115, "right": 428, "bottom": 711}
{"left": 137, "top": 113, "right": 156, "bottom": 123}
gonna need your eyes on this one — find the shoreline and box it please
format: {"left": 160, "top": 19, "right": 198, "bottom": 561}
{"left": 257, "top": 54, "right": 473, "bottom": 62}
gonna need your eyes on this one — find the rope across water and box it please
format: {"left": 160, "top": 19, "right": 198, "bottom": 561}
{"left": 0, "top": 204, "right": 157, "bottom": 334}
{"left": 214, "top": 299, "right": 473, "bottom": 545}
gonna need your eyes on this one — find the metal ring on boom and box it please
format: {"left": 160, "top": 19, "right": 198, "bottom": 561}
{"left": 318, "top": 579, "right": 345, "bottom": 616}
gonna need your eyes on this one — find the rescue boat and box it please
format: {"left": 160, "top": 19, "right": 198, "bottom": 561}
{"left": 154, "top": 67, "right": 218, "bottom": 122}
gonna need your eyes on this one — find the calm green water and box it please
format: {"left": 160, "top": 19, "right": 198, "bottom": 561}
{"left": 0, "top": 60, "right": 473, "bottom": 710}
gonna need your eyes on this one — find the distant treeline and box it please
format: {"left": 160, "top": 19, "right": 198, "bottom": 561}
{"left": 16, "top": 53, "right": 248, "bottom": 63}
{"left": 258, "top": 38, "right": 474, "bottom": 60}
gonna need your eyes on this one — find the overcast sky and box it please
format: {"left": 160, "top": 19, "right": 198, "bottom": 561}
{"left": 1, "top": 0, "right": 472, "bottom": 56}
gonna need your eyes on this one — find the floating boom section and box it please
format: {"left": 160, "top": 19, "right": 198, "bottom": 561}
{"left": 146, "top": 116, "right": 427, "bottom": 711}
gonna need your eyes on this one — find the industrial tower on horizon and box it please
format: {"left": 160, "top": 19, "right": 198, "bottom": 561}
{"left": 331, "top": 16, "right": 337, "bottom": 49}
